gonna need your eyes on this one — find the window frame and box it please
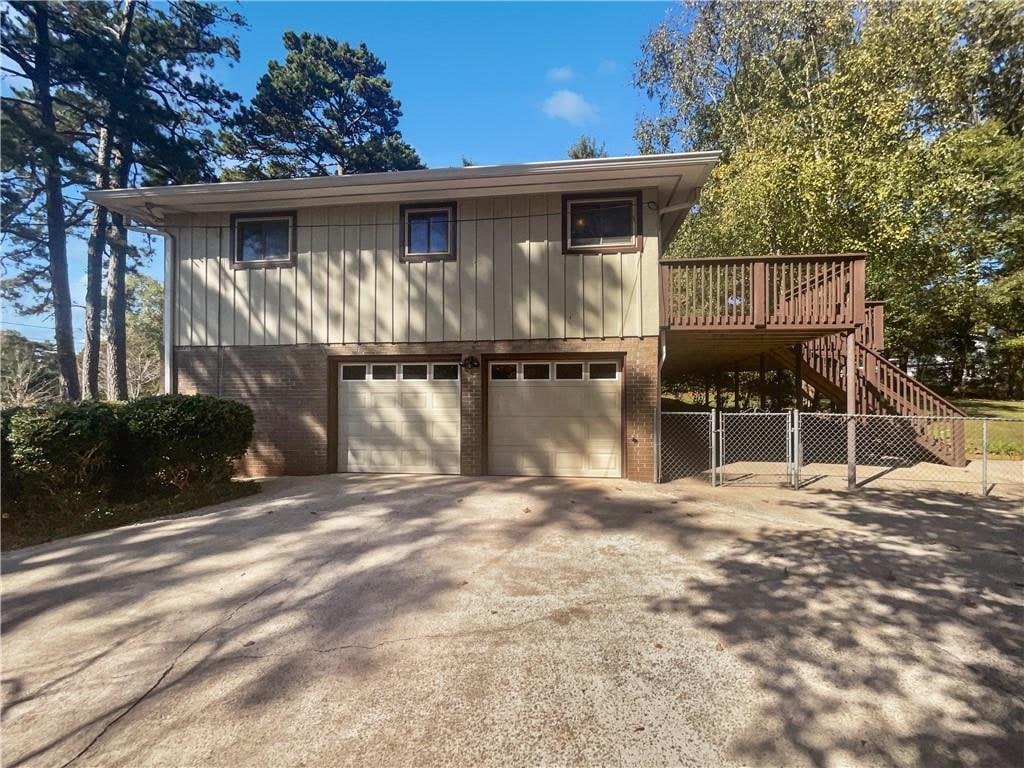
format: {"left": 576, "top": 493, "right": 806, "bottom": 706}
{"left": 562, "top": 191, "right": 642, "bottom": 255}
{"left": 230, "top": 211, "right": 297, "bottom": 269}
{"left": 399, "top": 202, "right": 458, "bottom": 263}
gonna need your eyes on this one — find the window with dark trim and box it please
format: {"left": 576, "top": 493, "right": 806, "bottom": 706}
{"left": 231, "top": 211, "right": 296, "bottom": 267}
{"left": 400, "top": 202, "right": 457, "bottom": 262}
{"left": 372, "top": 364, "right": 397, "bottom": 380}
{"left": 563, "top": 192, "right": 641, "bottom": 254}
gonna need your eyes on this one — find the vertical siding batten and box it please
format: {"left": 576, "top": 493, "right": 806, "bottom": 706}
{"left": 475, "top": 198, "right": 494, "bottom": 340}
{"left": 492, "top": 197, "right": 513, "bottom": 340}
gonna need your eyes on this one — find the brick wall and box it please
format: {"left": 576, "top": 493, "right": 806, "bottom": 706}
{"left": 176, "top": 337, "right": 660, "bottom": 482}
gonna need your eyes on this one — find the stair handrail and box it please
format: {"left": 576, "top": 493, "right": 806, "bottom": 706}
{"left": 856, "top": 342, "right": 966, "bottom": 419}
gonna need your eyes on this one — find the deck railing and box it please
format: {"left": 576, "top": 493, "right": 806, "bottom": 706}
{"left": 660, "top": 253, "right": 866, "bottom": 330}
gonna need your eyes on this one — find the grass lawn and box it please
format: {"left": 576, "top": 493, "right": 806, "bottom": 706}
{"left": 950, "top": 399, "right": 1024, "bottom": 459}
{"left": 2, "top": 480, "right": 260, "bottom": 551}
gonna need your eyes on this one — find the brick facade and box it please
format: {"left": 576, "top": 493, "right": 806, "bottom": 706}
{"left": 176, "top": 337, "right": 660, "bottom": 482}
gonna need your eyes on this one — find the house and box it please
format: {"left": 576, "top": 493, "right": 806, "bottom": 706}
{"left": 88, "top": 153, "right": 966, "bottom": 482}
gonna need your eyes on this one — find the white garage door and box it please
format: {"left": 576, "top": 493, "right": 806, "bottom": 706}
{"left": 488, "top": 360, "right": 622, "bottom": 478}
{"left": 338, "top": 362, "right": 460, "bottom": 474}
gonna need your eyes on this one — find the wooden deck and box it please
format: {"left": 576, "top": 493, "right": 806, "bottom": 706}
{"left": 660, "top": 253, "right": 867, "bottom": 374}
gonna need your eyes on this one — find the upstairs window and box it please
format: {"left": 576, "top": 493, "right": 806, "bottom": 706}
{"left": 401, "top": 202, "right": 456, "bottom": 262}
{"left": 231, "top": 212, "right": 296, "bottom": 267}
{"left": 563, "top": 192, "right": 641, "bottom": 254}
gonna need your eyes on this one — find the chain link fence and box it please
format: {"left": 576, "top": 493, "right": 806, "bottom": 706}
{"left": 660, "top": 412, "right": 713, "bottom": 483}
{"left": 659, "top": 410, "right": 1023, "bottom": 497}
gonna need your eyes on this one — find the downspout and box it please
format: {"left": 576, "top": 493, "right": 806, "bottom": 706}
{"left": 126, "top": 222, "right": 176, "bottom": 394}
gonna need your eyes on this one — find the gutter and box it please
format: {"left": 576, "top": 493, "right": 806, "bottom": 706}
{"left": 126, "top": 222, "right": 176, "bottom": 394}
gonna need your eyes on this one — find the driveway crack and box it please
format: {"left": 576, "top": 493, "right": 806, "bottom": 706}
{"left": 58, "top": 577, "right": 290, "bottom": 768}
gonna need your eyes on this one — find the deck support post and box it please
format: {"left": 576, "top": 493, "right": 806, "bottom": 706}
{"left": 758, "top": 355, "right": 766, "bottom": 410}
{"left": 846, "top": 331, "right": 856, "bottom": 489}
{"left": 733, "top": 364, "right": 741, "bottom": 409}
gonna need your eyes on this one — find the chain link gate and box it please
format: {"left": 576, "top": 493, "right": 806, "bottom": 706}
{"left": 718, "top": 412, "right": 795, "bottom": 487}
{"left": 659, "top": 410, "right": 1022, "bottom": 497}
{"left": 659, "top": 412, "right": 714, "bottom": 483}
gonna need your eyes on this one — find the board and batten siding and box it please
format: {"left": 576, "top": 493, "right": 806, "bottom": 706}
{"left": 171, "top": 190, "right": 660, "bottom": 347}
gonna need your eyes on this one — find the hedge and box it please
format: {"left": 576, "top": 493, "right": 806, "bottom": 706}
{"left": 120, "top": 394, "right": 253, "bottom": 489}
{"left": 2, "top": 394, "right": 254, "bottom": 513}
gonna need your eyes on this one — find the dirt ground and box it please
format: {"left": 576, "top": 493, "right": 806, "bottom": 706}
{"left": 2, "top": 474, "right": 1021, "bottom": 767}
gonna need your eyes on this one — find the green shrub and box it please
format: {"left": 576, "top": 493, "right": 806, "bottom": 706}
{"left": 5, "top": 401, "right": 122, "bottom": 499}
{"left": 120, "top": 394, "right": 254, "bottom": 490}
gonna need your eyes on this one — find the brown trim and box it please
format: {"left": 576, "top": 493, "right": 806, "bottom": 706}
{"left": 562, "top": 190, "right": 643, "bottom": 256}
{"left": 326, "top": 353, "right": 463, "bottom": 473}
{"left": 230, "top": 210, "right": 298, "bottom": 269}
{"left": 399, "top": 201, "right": 458, "bottom": 263}
{"left": 480, "top": 351, "right": 626, "bottom": 479}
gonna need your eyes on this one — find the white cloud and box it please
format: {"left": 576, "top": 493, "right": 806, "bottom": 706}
{"left": 542, "top": 90, "right": 598, "bottom": 125}
{"left": 547, "top": 66, "right": 574, "bottom": 81}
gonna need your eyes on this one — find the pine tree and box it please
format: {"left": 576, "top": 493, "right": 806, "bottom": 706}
{"left": 222, "top": 33, "right": 423, "bottom": 179}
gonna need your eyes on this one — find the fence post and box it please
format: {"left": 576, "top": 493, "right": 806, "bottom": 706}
{"left": 710, "top": 408, "right": 718, "bottom": 487}
{"left": 786, "top": 410, "right": 793, "bottom": 486}
{"left": 981, "top": 418, "right": 989, "bottom": 497}
{"left": 846, "top": 331, "right": 857, "bottom": 490}
{"left": 792, "top": 410, "right": 802, "bottom": 489}
{"left": 654, "top": 409, "right": 661, "bottom": 484}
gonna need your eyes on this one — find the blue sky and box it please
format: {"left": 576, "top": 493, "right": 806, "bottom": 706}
{"left": 4, "top": 1, "right": 675, "bottom": 344}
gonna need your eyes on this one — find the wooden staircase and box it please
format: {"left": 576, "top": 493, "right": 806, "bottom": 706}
{"left": 770, "top": 318, "right": 967, "bottom": 466}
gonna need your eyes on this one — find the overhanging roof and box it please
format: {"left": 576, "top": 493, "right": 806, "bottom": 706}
{"left": 85, "top": 151, "right": 721, "bottom": 240}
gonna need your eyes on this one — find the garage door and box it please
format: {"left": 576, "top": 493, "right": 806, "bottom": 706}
{"left": 337, "top": 362, "right": 460, "bottom": 474}
{"left": 487, "top": 360, "right": 622, "bottom": 478}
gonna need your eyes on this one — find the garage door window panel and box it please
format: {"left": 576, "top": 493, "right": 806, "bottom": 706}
{"left": 402, "top": 364, "right": 428, "bottom": 380}
{"left": 372, "top": 364, "right": 397, "bottom": 380}
{"left": 342, "top": 365, "right": 367, "bottom": 381}
{"left": 555, "top": 363, "right": 583, "bottom": 380}
{"left": 588, "top": 362, "right": 618, "bottom": 380}
{"left": 432, "top": 364, "right": 459, "bottom": 380}
{"left": 490, "top": 363, "right": 517, "bottom": 381}
{"left": 522, "top": 363, "right": 550, "bottom": 380}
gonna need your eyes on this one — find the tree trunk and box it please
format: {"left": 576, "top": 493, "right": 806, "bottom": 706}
{"left": 82, "top": 128, "right": 112, "bottom": 399}
{"left": 83, "top": 0, "right": 135, "bottom": 399}
{"left": 105, "top": 143, "right": 131, "bottom": 400}
{"left": 31, "top": 4, "right": 80, "bottom": 400}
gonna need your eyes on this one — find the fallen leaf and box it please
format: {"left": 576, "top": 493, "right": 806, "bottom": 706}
{"left": 715, "top": 640, "right": 725, "bottom": 651}
{"left": 243, "top": 641, "right": 255, "bottom": 647}
{"left": 963, "top": 597, "right": 978, "bottom": 608}
{"left": 633, "top": 726, "right": 645, "bottom": 732}
{"left": 654, "top": 643, "right": 663, "bottom": 649}
{"left": 523, "top": 507, "right": 531, "bottom": 514}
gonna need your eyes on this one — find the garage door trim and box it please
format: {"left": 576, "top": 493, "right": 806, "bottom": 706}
{"left": 481, "top": 351, "right": 626, "bottom": 478}
{"left": 326, "top": 354, "right": 461, "bottom": 474}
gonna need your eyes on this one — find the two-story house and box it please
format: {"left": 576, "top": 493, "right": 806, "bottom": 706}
{"left": 89, "top": 152, "right": 967, "bottom": 482}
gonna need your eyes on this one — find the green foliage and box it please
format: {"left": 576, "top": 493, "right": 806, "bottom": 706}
{"left": 120, "top": 395, "right": 254, "bottom": 490}
{"left": 222, "top": 32, "right": 423, "bottom": 179}
{"left": 636, "top": 0, "right": 1024, "bottom": 396}
{"left": 1, "top": 395, "right": 255, "bottom": 548}
{"left": 567, "top": 134, "right": 608, "bottom": 159}
{"left": 5, "top": 400, "right": 121, "bottom": 499}
{"left": 0, "top": 330, "right": 59, "bottom": 406}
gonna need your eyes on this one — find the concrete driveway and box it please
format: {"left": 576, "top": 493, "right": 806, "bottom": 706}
{"left": 2, "top": 474, "right": 1021, "bottom": 767}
